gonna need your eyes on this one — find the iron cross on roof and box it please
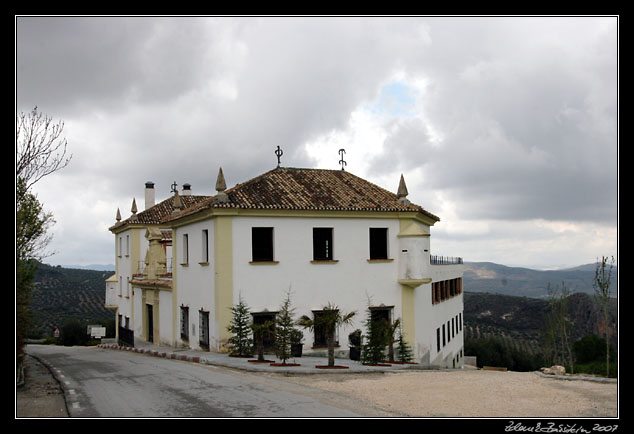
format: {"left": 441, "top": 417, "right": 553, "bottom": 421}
{"left": 339, "top": 148, "right": 347, "bottom": 171}
{"left": 275, "top": 145, "right": 283, "bottom": 167}
{"left": 170, "top": 181, "right": 178, "bottom": 193}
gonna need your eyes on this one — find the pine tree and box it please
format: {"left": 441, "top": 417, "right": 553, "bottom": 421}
{"left": 226, "top": 295, "right": 253, "bottom": 356}
{"left": 361, "top": 304, "right": 387, "bottom": 364}
{"left": 396, "top": 321, "right": 414, "bottom": 363}
{"left": 274, "top": 291, "right": 296, "bottom": 364}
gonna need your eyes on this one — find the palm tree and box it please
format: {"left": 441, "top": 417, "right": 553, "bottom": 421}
{"left": 298, "top": 303, "right": 355, "bottom": 367}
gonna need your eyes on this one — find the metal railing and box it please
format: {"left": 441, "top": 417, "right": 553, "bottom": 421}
{"left": 430, "top": 255, "right": 463, "bottom": 265}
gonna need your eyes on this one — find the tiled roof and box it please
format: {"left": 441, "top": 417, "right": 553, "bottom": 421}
{"left": 164, "top": 167, "right": 439, "bottom": 222}
{"left": 110, "top": 194, "right": 210, "bottom": 231}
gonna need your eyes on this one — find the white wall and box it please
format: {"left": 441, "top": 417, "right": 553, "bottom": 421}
{"left": 174, "top": 220, "right": 215, "bottom": 350}
{"left": 232, "top": 216, "right": 403, "bottom": 350}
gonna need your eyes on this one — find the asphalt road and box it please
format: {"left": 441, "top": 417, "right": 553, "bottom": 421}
{"left": 24, "top": 345, "right": 384, "bottom": 418}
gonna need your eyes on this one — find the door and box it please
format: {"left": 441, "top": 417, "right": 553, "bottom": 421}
{"left": 147, "top": 304, "right": 154, "bottom": 343}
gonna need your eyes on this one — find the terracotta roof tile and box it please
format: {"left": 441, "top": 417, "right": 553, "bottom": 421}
{"left": 164, "top": 167, "right": 439, "bottom": 222}
{"left": 110, "top": 194, "right": 210, "bottom": 231}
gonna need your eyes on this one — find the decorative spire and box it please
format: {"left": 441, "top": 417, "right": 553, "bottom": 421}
{"left": 171, "top": 189, "right": 182, "bottom": 214}
{"left": 214, "top": 167, "right": 229, "bottom": 203}
{"left": 116, "top": 208, "right": 121, "bottom": 222}
{"left": 131, "top": 198, "right": 138, "bottom": 215}
{"left": 397, "top": 174, "right": 410, "bottom": 205}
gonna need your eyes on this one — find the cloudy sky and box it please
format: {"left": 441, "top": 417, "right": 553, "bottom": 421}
{"left": 16, "top": 16, "right": 618, "bottom": 270}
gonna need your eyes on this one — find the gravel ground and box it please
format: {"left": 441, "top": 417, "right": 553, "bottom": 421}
{"left": 16, "top": 354, "right": 69, "bottom": 418}
{"left": 283, "top": 368, "right": 618, "bottom": 418}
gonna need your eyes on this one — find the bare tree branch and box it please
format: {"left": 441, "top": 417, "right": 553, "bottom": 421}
{"left": 16, "top": 106, "right": 72, "bottom": 190}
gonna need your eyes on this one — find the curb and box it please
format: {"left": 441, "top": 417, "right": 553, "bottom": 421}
{"left": 98, "top": 344, "right": 206, "bottom": 364}
{"left": 533, "top": 370, "right": 617, "bottom": 383}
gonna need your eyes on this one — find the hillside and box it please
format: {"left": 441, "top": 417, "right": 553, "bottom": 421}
{"left": 463, "top": 262, "right": 617, "bottom": 299}
{"left": 463, "top": 291, "right": 618, "bottom": 357}
{"left": 27, "top": 263, "right": 115, "bottom": 338}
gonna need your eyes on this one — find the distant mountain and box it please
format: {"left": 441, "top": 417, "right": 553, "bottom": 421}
{"left": 462, "top": 262, "right": 617, "bottom": 299}
{"left": 48, "top": 263, "right": 115, "bottom": 271}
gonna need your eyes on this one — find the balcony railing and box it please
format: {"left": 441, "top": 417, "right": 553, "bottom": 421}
{"left": 430, "top": 255, "right": 463, "bottom": 265}
{"left": 134, "top": 258, "right": 173, "bottom": 278}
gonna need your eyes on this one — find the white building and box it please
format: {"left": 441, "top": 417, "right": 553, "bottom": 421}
{"left": 106, "top": 166, "right": 464, "bottom": 368}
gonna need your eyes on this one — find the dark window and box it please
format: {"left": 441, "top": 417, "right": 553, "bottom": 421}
{"left": 313, "top": 228, "right": 333, "bottom": 260}
{"left": 180, "top": 306, "right": 189, "bottom": 340}
{"left": 199, "top": 310, "right": 209, "bottom": 349}
{"left": 442, "top": 323, "right": 446, "bottom": 347}
{"left": 252, "top": 312, "right": 277, "bottom": 352}
{"left": 252, "top": 227, "right": 274, "bottom": 261}
{"left": 436, "top": 328, "right": 441, "bottom": 352}
{"left": 369, "top": 228, "right": 388, "bottom": 259}
{"left": 311, "top": 310, "right": 339, "bottom": 347}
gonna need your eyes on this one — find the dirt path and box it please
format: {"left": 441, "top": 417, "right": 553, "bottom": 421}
{"left": 16, "top": 354, "right": 69, "bottom": 418}
{"left": 283, "top": 369, "right": 618, "bottom": 418}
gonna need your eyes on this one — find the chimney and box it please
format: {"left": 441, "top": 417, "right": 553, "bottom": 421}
{"left": 145, "top": 182, "right": 155, "bottom": 209}
{"left": 182, "top": 183, "right": 192, "bottom": 196}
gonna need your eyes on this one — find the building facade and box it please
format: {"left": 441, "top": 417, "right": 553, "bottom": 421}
{"left": 106, "top": 166, "right": 464, "bottom": 368}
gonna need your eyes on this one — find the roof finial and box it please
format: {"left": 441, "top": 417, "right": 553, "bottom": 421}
{"left": 397, "top": 174, "right": 410, "bottom": 205}
{"left": 171, "top": 189, "right": 182, "bottom": 214}
{"left": 170, "top": 181, "right": 178, "bottom": 194}
{"left": 116, "top": 208, "right": 121, "bottom": 222}
{"left": 275, "top": 145, "right": 283, "bottom": 168}
{"left": 214, "top": 167, "right": 229, "bottom": 203}
{"left": 131, "top": 198, "right": 138, "bottom": 215}
{"left": 338, "top": 149, "right": 347, "bottom": 171}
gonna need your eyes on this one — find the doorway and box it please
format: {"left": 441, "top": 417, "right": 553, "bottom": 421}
{"left": 147, "top": 304, "right": 154, "bottom": 343}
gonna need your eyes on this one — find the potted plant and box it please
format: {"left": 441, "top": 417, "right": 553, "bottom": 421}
{"left": 348, "top": 329, "right": 362, "bottom": 361}
{"left": 290, "top": 329, "right": 303, "bottom": 357}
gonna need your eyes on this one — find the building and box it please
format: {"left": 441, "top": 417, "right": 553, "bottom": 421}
{"left": 105, "top": 165, "right": 464, "bottom": 368}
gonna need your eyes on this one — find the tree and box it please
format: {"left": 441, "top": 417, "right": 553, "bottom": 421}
{"left": 226, "top": 296, "right": 253, "bottom": 357}
{"left": 544, "top": 282, "right": 575, "bottom": 373}
{"left": 384, "top": 317, "right": 401, "bottom": 363}
{"left": 274, "top": 291, "right": 297, "bottom": 364}
{"left": 17, "top": 106, "right": 72, "bottom": 190}
{"left": 16, "top": 107, "right": 71, "bottom": 385}
{"left": 593, "top": 256, "right": 615, "bottom": 377}
{"left": 361, "top": 304, "right": 388, "bottom": 365}
{"left": 396, "top": 321, "right": 414, "bottom": 363}
{"left": 298, "top": 303, "right": 355, "bottom": 367}
{"left": 250, "top": 320, "right": 275, "bottom": 362}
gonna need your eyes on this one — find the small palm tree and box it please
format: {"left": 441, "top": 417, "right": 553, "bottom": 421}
{"left": 298, "top": 303, "right": 355, "bottom": 367}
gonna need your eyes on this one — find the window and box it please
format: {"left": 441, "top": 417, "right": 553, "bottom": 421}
{"left": 199, "top": 310, "right": 209, "bottom": 349}
{"left": 436, "top": 328, "right": 441, "bottom": 352}
{"left": 126, "top": 234, "right": 130, "bottom": 256}
{"left": 447, "top": 320, "right": 451, "bottom": 342}
{"left": 369, "top": 228, "right": 388, "bottom": 260}
{"left": 311, "top": 310, "right": 339, "bottom": 347}
{"left": 313, "top": 228, "right": 333, "bottom": 261}
{"left": 201, "top": 229, "right": 209, "bottom": 263}
{"left": 182, "top": 234, "right": 189, "bottom": 265}
{"left": 180, "top": 306, "right": 189, "bottom": 340}
{"left": 252, "top": 312, "right": 277, "bottom": 352}
{"left": 442, "top": 323, "right": 446, "bottom": 347}
{"left": 252, "top": 227, "right": 274, "bottom": 261}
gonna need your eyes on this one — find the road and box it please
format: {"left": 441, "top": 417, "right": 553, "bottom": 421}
{"left": 26, "top": 345, "right": 390, "bottom": 418}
